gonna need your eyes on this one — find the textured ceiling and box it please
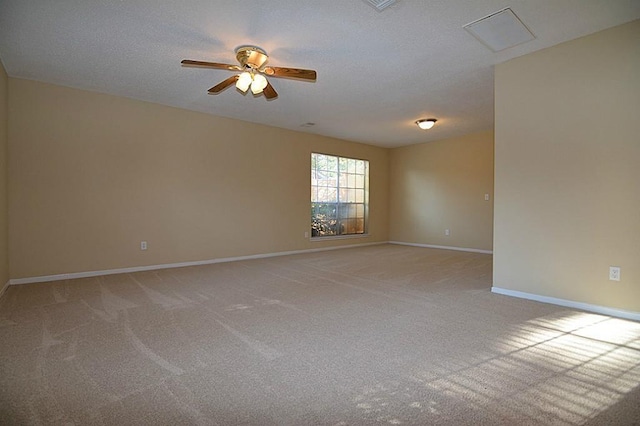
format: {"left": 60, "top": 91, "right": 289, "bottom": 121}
{"left": 0, "top": 1, "right": 638, "bottom": 147}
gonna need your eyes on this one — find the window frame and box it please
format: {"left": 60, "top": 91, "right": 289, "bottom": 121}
{"left": 310, "top": 152, "right": 370, "bottom": 239}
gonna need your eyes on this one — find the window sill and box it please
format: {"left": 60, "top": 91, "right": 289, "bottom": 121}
{"left": 310, "top": 234, "right": 370, "bottom": 242}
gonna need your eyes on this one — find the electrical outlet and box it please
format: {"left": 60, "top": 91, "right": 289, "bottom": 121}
{"left": 485, "top": 193, "right": 490, "bottom": 201}
{"left": 304, "top": 231, "right": 309, "bottom": 238}
{"left": 445, "top": 229, "right": 450, "bottom": 236}
{"left": 140, "top": 241, "right": 148, "bottom": 251}
{"left": 609, "top": 266, "right": 620, "bottom": 281}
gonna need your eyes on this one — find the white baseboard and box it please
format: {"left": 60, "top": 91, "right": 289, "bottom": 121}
{"left": 9, "top": 241, "right": 386, "bottom": 286}
{"left": 388, "top": 241, "right": 493, "bottom": 255}
{"left": 0, "top": 280, "right": 9, "bottom": 299}
{"left": 491, "top": 286, "right": 640, "bottom": 322}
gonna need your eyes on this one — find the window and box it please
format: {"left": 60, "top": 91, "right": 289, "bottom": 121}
{"left": 311, "top": 153, "right": 369, "bottom": 237}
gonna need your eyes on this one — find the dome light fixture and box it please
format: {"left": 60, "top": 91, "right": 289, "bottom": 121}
{"left": 416, "top": 118, "right": 437, "bottom": 130}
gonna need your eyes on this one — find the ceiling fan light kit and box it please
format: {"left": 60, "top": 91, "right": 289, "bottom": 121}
{"left": 181, "top": 45, "right": 317, "bottom": 100}
{"left": 416, "top": 118, "right": 437, "bottom": 130}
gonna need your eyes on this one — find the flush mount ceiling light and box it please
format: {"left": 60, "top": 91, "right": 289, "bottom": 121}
{"left": 416, "top": 118, "right": 437, "bottom": 130}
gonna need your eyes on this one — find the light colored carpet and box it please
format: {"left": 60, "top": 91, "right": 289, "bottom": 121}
{"left": 0, "top": 244, "right": 638, "bottom": 425}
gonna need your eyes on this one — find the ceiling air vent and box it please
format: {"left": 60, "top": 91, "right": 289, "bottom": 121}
{"left": 363, "top": 0, "right": 397, "bottom": 12}
{"left": 464, "top": 8, "right": 535, "bottom": 52}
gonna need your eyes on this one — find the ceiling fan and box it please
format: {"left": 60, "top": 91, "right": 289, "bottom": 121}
{"left": 181, "top": 45, "right": 317, "bottom": 100}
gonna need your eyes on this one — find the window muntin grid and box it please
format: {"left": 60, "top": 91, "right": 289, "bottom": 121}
{"left": 311, "top": 153, "right": 368, "bottom": 237}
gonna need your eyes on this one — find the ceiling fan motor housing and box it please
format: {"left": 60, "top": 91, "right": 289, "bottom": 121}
{"left": 235, "top": 46, "right": 268, "bottom": 70}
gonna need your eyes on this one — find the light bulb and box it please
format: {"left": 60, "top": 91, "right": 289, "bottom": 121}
{"left": 236, "top": 72, "right": 252, "bottom": 92}
{"left": 251, "top": 74, "right": 268, "bottom": 94}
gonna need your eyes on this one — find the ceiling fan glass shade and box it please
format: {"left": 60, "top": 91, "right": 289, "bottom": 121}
{"left": 236, "top": 72, "right": 252, "bottom": 92}
{"left": 251, "top": 74, "right": 268, "bottom": 94}
{"left": 416, "top": 119, "right": 437, "bottom": 130}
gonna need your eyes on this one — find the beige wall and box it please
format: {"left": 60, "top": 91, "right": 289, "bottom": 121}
{"left": 8, "top": 78, "right": 389, "bottom": 279}
{"left": 389, "top": 130, "right": 494, "bottom": 251}
{"left": 0, "top": 61, "right": 8, "bottom": 287}
{"left": 494, "top": 21, "right": 640, "bottom": 312}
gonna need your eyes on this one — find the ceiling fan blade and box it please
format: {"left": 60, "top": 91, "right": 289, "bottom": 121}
{"left": 263, "top": 81, "right": 278, "bottom": 99}
{"left": 263, "top": 66, "right": 317, "bottom": 81}
{"left": 208, "top": 75, "right": 239, "bottom": 94}
{"left": 181, "top": 59, "right": 241, "bottom": 71}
